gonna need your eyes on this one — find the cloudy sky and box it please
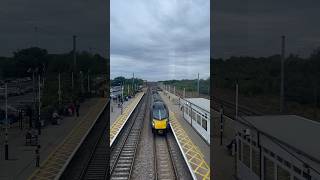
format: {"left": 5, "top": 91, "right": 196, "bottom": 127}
{"left": 213, "top": 0, "right": 320, "bottom": 58}
{"left": 110, "top": 0, "right": 210, "bottom": 81}
{"left": 0, "top": 0, "right": 107, "bottom": 57}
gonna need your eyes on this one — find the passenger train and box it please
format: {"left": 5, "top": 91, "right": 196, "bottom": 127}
{"left": 150, "top": 91, "right": 170, "bottom": 134}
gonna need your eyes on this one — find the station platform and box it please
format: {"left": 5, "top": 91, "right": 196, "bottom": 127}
{"left": 25, "top": 98, "right": 108, "bottom": 180}
{"left": 110, "top": 92, "right": 144, "bottom": 146}
{"left": 159, "top": 91, "right": 210, "bottom": 180}
{"left": 110, "top": 95, "right": 135, "bottom": 125}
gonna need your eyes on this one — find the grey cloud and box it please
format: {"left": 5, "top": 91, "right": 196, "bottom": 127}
{"left": 111, "top": 0, "right": 210, "bottom": 81}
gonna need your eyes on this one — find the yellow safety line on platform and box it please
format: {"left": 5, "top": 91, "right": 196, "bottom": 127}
{"left": 170, "top": 111, "right": 210, "bottom": 180}
{"left": 110, "top": 92, "right": 144, "bottom": 145}
{"left": 28, "top": 99, "right": 107, "bottom": 180}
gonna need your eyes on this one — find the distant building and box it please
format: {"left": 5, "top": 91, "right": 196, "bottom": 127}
{"left": 110, "top": 86, "right": 122, "bottom": 98}
{"left": 235, "top": 115, "right": 320, "bottom": 180}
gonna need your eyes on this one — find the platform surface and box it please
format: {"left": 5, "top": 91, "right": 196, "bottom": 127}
{"left": 110, "top": 92, "right": 144, "bottom": 146}
{"left": 27, "top": 98, "right": 107, "bottom": 180}
{"left": 110, "top": 97, "right": 135, "bottom": 125}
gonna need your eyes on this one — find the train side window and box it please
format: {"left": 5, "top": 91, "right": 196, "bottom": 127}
{"left": 238, "top": 140, "right": 242, "bottom": 161}
{"left": 302, "top": 172, "right": 311, "bottom": 180}
{"left": 191, "top": 110, "right": 196, "bottom": 121}
{"left": 264, "top": 156, "right": 275, "bottom": 180}
{"left": 197, "top": 114, "right": 201, "bottom": 125}
{"left": 202, "top": 118, "right": 207, "bottom": 130}
{"left": 293, "top": 166, "right": 301, "bottom": 175}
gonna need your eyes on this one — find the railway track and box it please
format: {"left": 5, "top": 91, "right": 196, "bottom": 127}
{"left": 154, "top": 133, "right": 178, "bottom": 180}
{"left": 109, "top": 90, "right": 148, "bottom": 180}
{"left": 212, "top": 96, "right": 261, "bottom": 118}
{"left": 59, "top": 99, "right": 109, "bottom": 180}
{"left": 79, "top": 128, "right": 109, "bottom": 179}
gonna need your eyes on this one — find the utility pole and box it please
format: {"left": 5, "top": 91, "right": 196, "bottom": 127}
{"left": 197, "top": 73, "right": 200, "bottom": 97}
{"left": 127, "top": 85, "right": 130, "bottom": 96}
{"left": 121, "top": 83, "right": 124, "bottom": 114}
{"left": 235, "top": 82, "right": 239, "bottom": 121}
{"left": 87, "top": 70, "right": 90, "bottom": 94}
{"left": 38, "top": 74, "right": 41, "bottom": 135}
{"left": 5, "top": 83, "right": 8, "bottom": 160}
{"left": 80, "top": 71, "right": 84, "bottom": 94}
{"left": 314, "top": 81, "right": 318, "bottom": 119}
{"left": 220, "top": 106, "right": 224, "bottom": 146}
{"left": 58, "top": 72, "right": 61, "bottom": 107}
{"left": 121, "top": 82, "right": 124, "bottom": 102}
{"left": 34, "top": 26, "right": 38, "bottom": 47}
{"left": 183, "top": 88, "right": 186, "bottom": 98}
{"left": 71, "top": 72, "right": 74, "bottom": 91}
{"left": 73, "top": 35, "right": 77, "bottom": 71}
{"left": 280, "top": 35, "right": 285, "bottom": 113}
{"left": 132, "top": 73, "right": 135, "bottom": 94}
{"left": 33, "top": 70, "right": 36, "bottom": 128}
{"left": 72, "top": 35, "right": 77, "bottom": 94}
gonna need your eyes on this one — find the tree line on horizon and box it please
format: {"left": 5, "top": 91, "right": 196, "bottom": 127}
{"left": 212, "top": 48, "right": 320, "bottom": 106}
{"left": 0, "top": 47, "right": 108, "bottom": 108}
{"left": 0, "top": 47, "right": 108, "bottom": 79}
{"left": 161, "top": 77, "right": 210, "bottom": 95}
{"left": 111, "top": 76, "right": 144, "bottom": 97}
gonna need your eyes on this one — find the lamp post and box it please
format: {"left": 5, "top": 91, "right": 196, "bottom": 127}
{"left": 4, "top": 83, "right": 9, "bottom": 160}
{"left": 121, "top": 83, "right": 124, "bottom": 114}
{"left": 280, "top": 35, "right": 286, "bottom": 113}
{"left": 235, "top": 81, "right": 239, "bottom": 121}
{"left": 197, "top": 73, "right": 200, "bottom": 97}
{"left": 220, "top": 105, "right": 224, "bottom": 146}
{"left": 71, "top": 71, "right": 74, "bottom": 91}
{"left": 80, "top": 71, "right": 84, "bottom": 95}
{"left": 38, "top": 74, "right": 41, "bottom": 135}
{"left": 87, "top": 69, "right": 90, "bottom": 94}
{"left": 58, "top": 72, "right": 61, "bottom": 107}
{"left": 32, "top": 70, "right": 36, "bottom": 128}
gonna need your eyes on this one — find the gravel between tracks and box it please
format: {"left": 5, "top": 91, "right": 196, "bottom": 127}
{"left": 131, "top": 93, "right": 155, "bottom": 180}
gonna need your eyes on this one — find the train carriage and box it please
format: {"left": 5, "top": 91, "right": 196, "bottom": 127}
{"left": 181, "top": 98, "right": 210, "bottom": 144}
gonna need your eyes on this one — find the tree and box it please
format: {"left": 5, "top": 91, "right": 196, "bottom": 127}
{"left": 13, "top": 47, "right": 48, "bottom": 76}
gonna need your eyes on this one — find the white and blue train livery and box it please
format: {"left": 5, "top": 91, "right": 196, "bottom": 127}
{"left": 181, "top": 98, "right": 210, "bottom": 144}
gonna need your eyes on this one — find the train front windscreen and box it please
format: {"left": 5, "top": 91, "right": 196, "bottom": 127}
{"left": 152, "top": 102, "right": 168, "bottom": 120}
